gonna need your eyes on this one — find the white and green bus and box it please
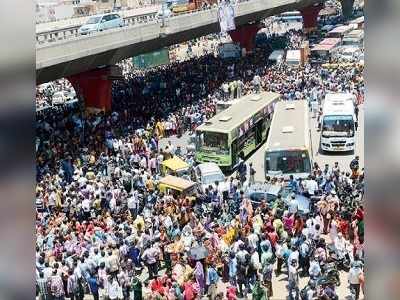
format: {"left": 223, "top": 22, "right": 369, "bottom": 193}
{"left": 264, "top": 100, "right": 313, "bottom": 180}
{"left": 195, "top": 92, "right": 281, "bottom": 169}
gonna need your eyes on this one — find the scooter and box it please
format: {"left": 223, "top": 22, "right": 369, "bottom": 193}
{"left": 320, "top": 262, "right": 341, "bottom": 286}
{"left": 327, "top": 244, "right": 351, "bottom": 272}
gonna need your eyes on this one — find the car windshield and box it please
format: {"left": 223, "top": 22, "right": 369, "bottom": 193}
{"left": 202, "top": 173, "right": 225, "bottom": 185}
{"left": 322, "top": 115, "right": 354, "bottom": 137}
{"left": 196, "top": 131, "right": 229, "bottom": 155}
{"left": 86, "top": 16, "right": 102, "bottom": 24}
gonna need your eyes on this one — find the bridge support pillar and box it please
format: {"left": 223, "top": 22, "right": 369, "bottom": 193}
{"left": 299, "top": 2, "right": 324, "bottom": 33}
{"left": 67, "top": 65, "right": 121, "bottom": 112}
{"left": 340, "top": 0, "right": 355, "bottom": 19}
{"left": 229, "top": 23, "right": 261, "bottom": 53}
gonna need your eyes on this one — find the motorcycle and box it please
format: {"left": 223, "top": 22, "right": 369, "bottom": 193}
{"left": 320, "top": 262, "right": 341, "bottom": 286}
{"left": 327, "top": 244, "right": 351, "bottom": 272}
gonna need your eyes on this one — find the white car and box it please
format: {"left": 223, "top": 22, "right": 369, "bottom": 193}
{"left": 52, "top": 91, "right": 66, "bottom": 105}
{"left": 336, "top": 46, "right": 360, "bottom": 62}
{"left": 194, "top": 162, "right": 228, "bottom": 193}
{"left": 78, "top": 13, "right": 123, "bottom": 35}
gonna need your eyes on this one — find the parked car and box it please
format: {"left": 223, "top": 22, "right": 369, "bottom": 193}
{"left": 193, "top": 162, "right": 228, "bottom": 193}
{"left": 245, "top": 181, "right": 310, "bottom": 214}
{"left": 52, "top": 91, "right": 66, "bottom": 105}
{"left": 78, "top": 13, "right": 123, "bottom": 35}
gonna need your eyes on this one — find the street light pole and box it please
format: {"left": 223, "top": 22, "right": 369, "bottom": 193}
{"left": 162, "top": 0, "right": 166, "bottom": 28}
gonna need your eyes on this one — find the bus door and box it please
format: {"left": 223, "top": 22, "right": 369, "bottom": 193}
{"left": 256, "top": 120, "right": 263, "bottom": 145}
{"left": 231, "top": 140, "right": 238, "bottom": 167}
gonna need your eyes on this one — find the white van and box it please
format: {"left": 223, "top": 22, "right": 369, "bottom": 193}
{"left": 78, "top": 13, "right": 123, "bottom": 35}
{"left": 286, "top": 50, "right": 301, "bottom": 66}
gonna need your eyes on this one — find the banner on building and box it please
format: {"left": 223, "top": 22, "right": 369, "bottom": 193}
{"left": 218, "top": 1, "right": 236, "bottom": 33}
{"left": 132, "top": 48, "right": 170, "bottom": 69}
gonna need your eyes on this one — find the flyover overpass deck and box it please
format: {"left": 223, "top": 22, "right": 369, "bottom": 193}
{"left": 36, "top": 0, "right": 324, "bottom": 84}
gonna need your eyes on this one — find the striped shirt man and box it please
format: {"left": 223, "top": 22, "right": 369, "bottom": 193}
{"left": 36, "top": 275, "right": 49, "bottom": 300}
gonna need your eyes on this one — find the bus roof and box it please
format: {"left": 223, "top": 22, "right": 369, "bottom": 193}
{"left": 325, "top": 93, "right": 355, "bottom": 102}
{"left": 196, "top": 92, "right": 281, "bottom": 134}
{"left": 265, "top": 100, "right": 309, "bottom": 152}
{"left": 323, "top": 94, "right": 355, "bottom": 116}
{"left": 328, "top": 25, "right": 352, "bottom": 34}
{"left": 343, "top": 29, "right": 364, "bottom": 39}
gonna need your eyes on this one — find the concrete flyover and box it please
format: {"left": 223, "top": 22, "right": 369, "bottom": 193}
{"left": 36, "top": 6, "right": 160, "bottom": 44}
{"left": 36, "top": 0, "right": 326, "bottom": 84}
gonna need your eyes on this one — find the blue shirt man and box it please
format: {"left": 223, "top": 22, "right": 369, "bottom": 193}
{"left": 206, "top": 265, "right": 219, "bottom": 285}
{"left": 87, "top": 274, "right": 99, "bottom": 300}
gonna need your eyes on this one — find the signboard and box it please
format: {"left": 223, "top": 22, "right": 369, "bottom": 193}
{"left": 132, "top": 48, "right": 170, "bottom": 69}
{"left": 218, "top": 1, "right": 235, "bottom": 33}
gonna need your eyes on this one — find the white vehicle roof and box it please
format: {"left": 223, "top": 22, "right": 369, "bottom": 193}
{"left": 197, "top": 162, "right": 223, "bottom": 175}
{"left": 89, "top": 13, "right": 120, "bottom": 18}
{"left": 323, "top": 93, "right": 355, "bottom": 116}
{"left": 340, "top": 45, "right": 360, "bottom": 53}
{"left": 268, "top": 50, "right": 285, "bottom": 61}
{"left": 216, "top": 98, "right": 242, "bottom": 105}
{"left": 286, "top": 50, "right": 301, "bottom": 61}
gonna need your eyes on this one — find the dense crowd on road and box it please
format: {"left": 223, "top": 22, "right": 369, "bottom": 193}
{"left": 36, "top": 79, "right": 77, "bottom": 110}
{"left": 36, "top": 14, "right": 365, "bottom": 300}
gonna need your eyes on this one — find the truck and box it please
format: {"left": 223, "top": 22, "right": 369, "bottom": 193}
{"left": 158, "top": 0, "right": 217, "bottom": 17}
{"left": 319, "top": 93, "right": 356, "bottom": 153}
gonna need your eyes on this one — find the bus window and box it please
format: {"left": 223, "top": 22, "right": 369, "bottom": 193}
{"left": 265, "top": 150, "right": 311, "bottom": 175}
{"left": 196, "top": 131, "right": 229, "bottom": 155}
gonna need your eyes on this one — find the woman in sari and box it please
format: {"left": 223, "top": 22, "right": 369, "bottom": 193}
{"left": 194, "top": 261, "right": 205, "bottom": 296}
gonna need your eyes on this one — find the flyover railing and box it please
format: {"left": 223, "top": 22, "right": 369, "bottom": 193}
{"left": 36, "top": 0, "right": 254, "bottom": 45}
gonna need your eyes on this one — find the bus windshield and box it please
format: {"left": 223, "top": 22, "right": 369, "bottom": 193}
{"left": 196, "top": 131, "right": 229, "bottom": 155}
{"left": 322, "top": 115, "right": 354, "bottom": 137}
{"left": 265, "top": 150, "right": 311, "bottom": 175}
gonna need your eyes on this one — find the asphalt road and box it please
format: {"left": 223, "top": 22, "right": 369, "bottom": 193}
{"left": 158, "top": 104, "right": 365, "bottom": 300}
{"left": 246, "top": 103, "right": 364, "bottom": 182}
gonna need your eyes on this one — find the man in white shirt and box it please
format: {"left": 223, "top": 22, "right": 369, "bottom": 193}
{"left": 141, "top": 245, "right": 160, "bottom": 280}
{"left": 107, "top": 277, "right": 121, "bottom": 300}
{"left": 288, "top": 194, "right": 298, "bottom": 214}
{"left": 334, "top": 232, "right": 347, "bottom": 257}
{"left": 288, "top": 245, "right": 299, "bottom": 267}
{"left": 82, "top": 197, "right": 91, "bottom": 220}
{"left": 305, "top": 175, "right": 318, "bottom": 197}
{"left": 308, "top": 256, "right": 321, "bottom": 279}
{"left": 288, "top": 260, "right": 299, "bottom": 299}
{"left": 127, "top": 192, "right": 139, "bottom": 220}
{"left": 348, "top": 262, "right": 364, "bottom": 300}
{"left": 247, "top": 229, "right": 259, "bottom": 250}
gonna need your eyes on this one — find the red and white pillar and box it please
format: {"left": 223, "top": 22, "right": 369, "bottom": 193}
{"left": 299, "top": 3, "right": 324, "bottom": 33}
{"left": 67, "top": 65, "right": 121, "bottom": 112}
{"left": 229, "top": 23, "right": 261, "bottom": 53}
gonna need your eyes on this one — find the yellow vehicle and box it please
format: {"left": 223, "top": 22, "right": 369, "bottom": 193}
{"left": 171, "top": 2, "right": 195, "bottom": 13}
{"left": 161, "top": 156, "right": 190, "bottom": 178}
{"left": 158, "top": 175, "right": 199, "bottom": 197}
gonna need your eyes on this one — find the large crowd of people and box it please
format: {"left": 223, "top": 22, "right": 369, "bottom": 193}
{"left": 35, "top": 12, "right": 365, "bottom": 300}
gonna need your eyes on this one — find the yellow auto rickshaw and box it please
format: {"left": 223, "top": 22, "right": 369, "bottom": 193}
{"left": 158, "top": 175, "right": 199, "bottom": 198}
{"left": 161, "top": 156, "right": 190, "bottom": 178}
